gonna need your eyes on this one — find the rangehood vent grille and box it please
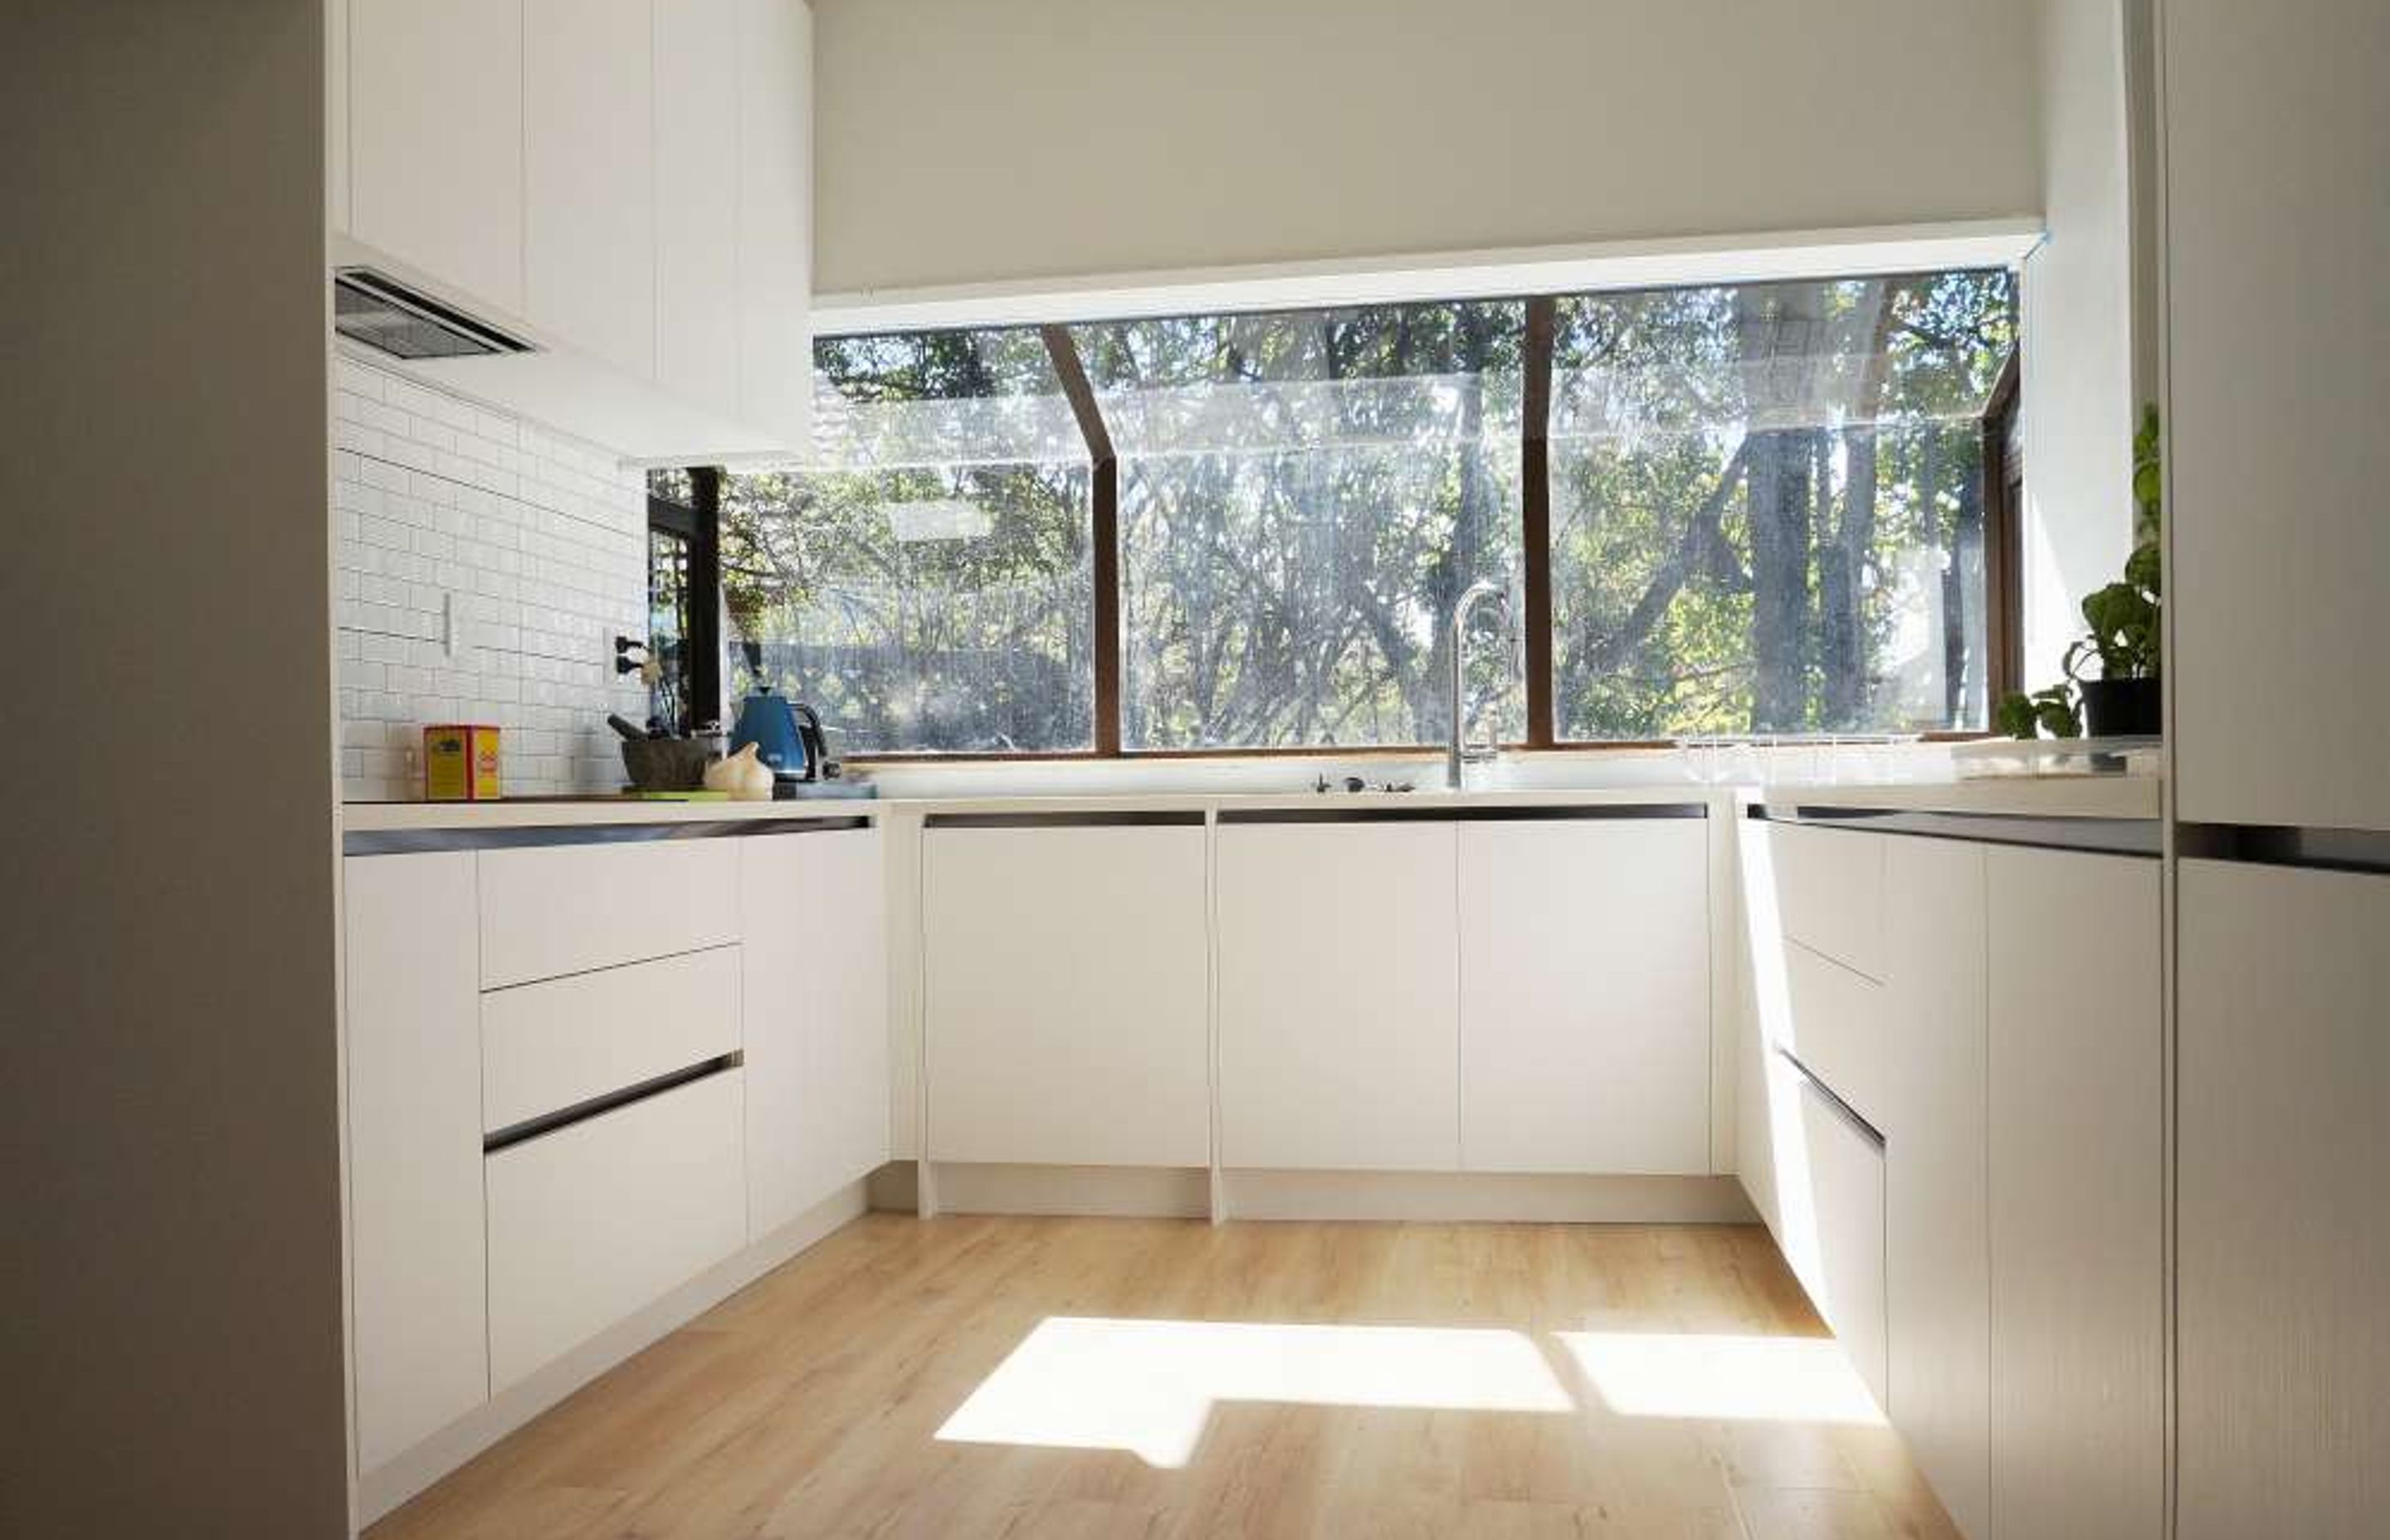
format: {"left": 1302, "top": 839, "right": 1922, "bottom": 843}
{"left": 334, "top": 268, "right": 533, "bottom": 361}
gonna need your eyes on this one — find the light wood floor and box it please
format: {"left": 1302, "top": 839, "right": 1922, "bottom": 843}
{"left": 371, "top": 1216, "right": 1961, "bottom": 1540}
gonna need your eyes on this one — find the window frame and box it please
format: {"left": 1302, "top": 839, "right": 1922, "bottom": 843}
{"left": 646, "top": 466, "right": 723, "bottom": 733}
{"left": 686, "top": 278, "right": 2021, "bottom": 763}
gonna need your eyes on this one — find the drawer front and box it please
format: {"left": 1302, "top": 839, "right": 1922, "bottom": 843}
{"left": 477, "top": 840, "right": 740, "bottom": 987}
{"left": 485, "top": 1070, "right": 746, "bottom": 1391}
{"left": 1766, "top": 821, "right": 1888, "bottom": 982}
{"left": 481, "top": 945, "right": 741, "bottom": 1133}
{"left": 1797, "top": 1070, "right": 1889, "bottom": 1410}
{"left": 1781, "top": 940, "right": 1887, "bottom": 1129}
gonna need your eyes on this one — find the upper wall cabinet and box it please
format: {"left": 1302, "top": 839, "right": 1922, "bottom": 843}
{"left": 653, "top": 0, "right": 744, "bottom": 425}
{"left": 524, "top": 0, "right": 656, "bottom": 381}
{"left": 333, "top": 0, "right": 812, "bottom": 460}
{"left": 348, "top": 0, "right": 525, "bottom": 314}
{"left": 734, "top": 0, "right": 813, "bottom": 450}
{"left": 2164, "top": 0, "right": 2390, "bottom": 831}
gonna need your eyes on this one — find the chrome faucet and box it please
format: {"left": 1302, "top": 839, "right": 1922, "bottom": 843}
{"left": 1446, "top": 578, "right": 1511, "bottom": 790}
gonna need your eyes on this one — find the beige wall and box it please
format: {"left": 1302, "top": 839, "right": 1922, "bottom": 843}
{"left": 2018, "top": 0, "right": 2149, "bottom": 690}
{"left": 813, "top": 0, "right": 2041, "bottom": 297}
{"left": 0, "top": 2, "right": 349, "bottom": 1533}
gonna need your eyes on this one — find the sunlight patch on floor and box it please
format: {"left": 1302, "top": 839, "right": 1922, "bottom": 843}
{"left": 934, "top": 1317, "right": 1576, "bottom": 1468}
{"left": 1558, "top": 1331, "right": 1885, "bottom": 1425}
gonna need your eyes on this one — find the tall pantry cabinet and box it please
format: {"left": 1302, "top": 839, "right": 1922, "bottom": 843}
{"left": 2163, "top": 2, "right": 2390, "bottom": 1536}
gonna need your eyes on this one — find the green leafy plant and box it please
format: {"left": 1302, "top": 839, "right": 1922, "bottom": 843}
{"left": 1996, "top": 684, "right": 2083, "bottom": 740}
{"left": 1997, "top": 406, "right": 2163, "bottom": 738}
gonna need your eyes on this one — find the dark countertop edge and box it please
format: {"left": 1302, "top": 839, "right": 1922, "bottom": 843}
{"left": 1751, "top": 802, "right": 2160, "bottom": 858}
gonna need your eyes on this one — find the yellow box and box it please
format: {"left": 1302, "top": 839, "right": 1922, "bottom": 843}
{"left": 422, "top": 724, "right": 502, "bottom": 802}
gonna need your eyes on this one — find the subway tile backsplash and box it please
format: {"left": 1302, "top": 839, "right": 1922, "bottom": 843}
{"left": 333, "top": 352, "right": 649, "bottom": 801}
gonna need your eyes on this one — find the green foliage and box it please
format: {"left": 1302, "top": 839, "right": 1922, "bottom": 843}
{"left": 1995, "top": 683, "right": 2081, "bottom": 740}
{"left": 2132, "top": 403, "right": 2162, "bottom": 537}
{"left": 2066, "top": 580, "right": 2160, "bottom": 683}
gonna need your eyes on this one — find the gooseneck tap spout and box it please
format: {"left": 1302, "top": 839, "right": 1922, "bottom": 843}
{"left": 1447, "top": 578, "right": 1512, "bottom": 791}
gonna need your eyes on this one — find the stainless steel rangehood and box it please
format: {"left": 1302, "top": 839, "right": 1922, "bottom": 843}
{"left": 333, "top": 267, "right": 533, "bottom": 362}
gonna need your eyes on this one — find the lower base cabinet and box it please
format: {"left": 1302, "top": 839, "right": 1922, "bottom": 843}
{"left": 346, "top": 821, "right": 890, "bottom": 1500}
{"left": 344, "top": 851, "right": 488, "bottom": 1473}
{"left": 1217, "top": 819, "right": 1461, "bottom": 1172}
{"left": 1987, "top": 846, "right": 2163, "bottom": 1540}
{"left": 744, "top": 827, "right": 890, "bottom": 1237}
{"left": 1742, "top": 824, "right": 2161, "bottom": 1540}
{"left": 923, "top": 820, "right": 1211, "bottom": 1167}
{"left": 1457, "top": 815, "right": 1710, "bottom": 1174}
{"left": 1884, "top": 836, "right": 1991, "bottom": 1540}
{"left": 485, "top": 1070, "right": 747, "bottom": 1391}
{"left": 1789, "top": 1065, "right": 1888, "bottom": 1410}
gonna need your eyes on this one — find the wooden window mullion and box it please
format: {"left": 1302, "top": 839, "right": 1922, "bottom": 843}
{"left": 1041, "top": 325, "right": 1122, "bottom": 755}
{"left": 1523, "top": 296, "right": 1558, "bottom": 749}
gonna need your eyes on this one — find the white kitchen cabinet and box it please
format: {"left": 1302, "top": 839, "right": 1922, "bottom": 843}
{"left": 343, "top": 853, "right": 488, "bottom": 1474}
{"left": 1457, "top": 816, "right": 1710, "bottom": 1174}
{"left": 1762, "top": 819, "right": 1887, "bottom": 981}
{"left": 742, "top": 827, "right": 890, "bottom": 1239}
{"left": 523, "top": 0, "right": 655, "bottom": 378}
{"left": 1216, "top": 819, "right": 1460, "bottom": 1172}
{"left": 1778, "top": 939, "right": 1885, "bottom": 1128}
{"left": 734, "top": 0, "right": 813, "bottom": 446}
{"left": 485, "top": 1070, "right": 747, "bottom": 1391}
{"left": 1987, "top": 846, "right": 2162, "bottom": 1540}
{"left": 480, "top": 945, "right": 741, "bottom": 1133}
{"left": 653, "top": 0, "right": 744, "bottom": 422}
{"left": 1792, "top": 1068, "right": 1887, "bottom": 1410}
{"left": 2163, "top": 0, "right": 2390, "bottom": 832}
{"left": 923, "top": 821, "right": 1211, "bottom": 1168}
{"left": 1883, "top": 836, "right": 1990, "bottom": 1540}
{"left": 476, "top": 839, "right": 740, "bottom": 988}
{"left": 334, "top": 0, "right": 812, "bottom": 459}
{"left": 347, "top": 0, "right": 525, "bottom": 314}
{"left": 2178, "top": 860, "right": 2390, "bottom": 1540}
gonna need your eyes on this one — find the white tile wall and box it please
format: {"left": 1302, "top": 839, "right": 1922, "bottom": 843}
{"left": 332, "top": 352, "right": 651, "bottom": 800}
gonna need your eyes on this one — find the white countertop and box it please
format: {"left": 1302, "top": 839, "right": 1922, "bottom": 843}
{"left": 1749, "top": 773, "right": 2162, "bottom": 821}
{"left": 344, "top": 771, "right": 2162, "bottom": 832}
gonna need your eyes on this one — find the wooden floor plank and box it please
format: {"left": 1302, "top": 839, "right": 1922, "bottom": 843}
{"left": 369, "top": 1214, "right": 1957, "bottom": 1540}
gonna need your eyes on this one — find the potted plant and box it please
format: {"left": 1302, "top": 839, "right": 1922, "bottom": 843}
{"left": 1997, "top": 407, "right": 2163, "bottom": 739}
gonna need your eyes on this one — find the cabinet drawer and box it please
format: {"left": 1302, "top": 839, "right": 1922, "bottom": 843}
{"left": 1765, "top": 821, "right": 1887, "bottom": 981}
{"left": 1782, "top": 940, "right": 1887, "bottom": 1129}
{"left": 477, "top": 840, "right": 739, "bottom": 987}
{"left": 485, "top": 1070, "right": 745, "bottom": 1391}
{"left": 481, "top": 946, "right": 741, "bottom": 1133}
{"left": 1795, "top": 1067, "right": 1888, "bottom": 1410}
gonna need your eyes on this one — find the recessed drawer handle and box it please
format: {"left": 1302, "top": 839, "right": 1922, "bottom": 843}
{"left": 483, "top": 1053, "right": 741, "bottom": 1154}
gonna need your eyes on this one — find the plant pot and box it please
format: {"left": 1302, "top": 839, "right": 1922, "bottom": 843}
{"left": 2077, "top": 676, "right": 2161, "bottom": 738}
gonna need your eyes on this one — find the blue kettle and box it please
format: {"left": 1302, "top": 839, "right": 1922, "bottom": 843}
{"left": 729, "top": 684, "right": 827, "bottom": 787}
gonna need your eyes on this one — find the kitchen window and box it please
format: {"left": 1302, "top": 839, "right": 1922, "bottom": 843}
{"left": 698, "top": 266, "right": 2017, "bottom": 761}
{"left": 719, "top": 328, "right": 1096, "bottom": 754}
{"left": 1548, "top": 271, "right": 2017, "bottom": 739}
{"left": 1071, "top": 302, "right": 1525, "bottom": 751}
